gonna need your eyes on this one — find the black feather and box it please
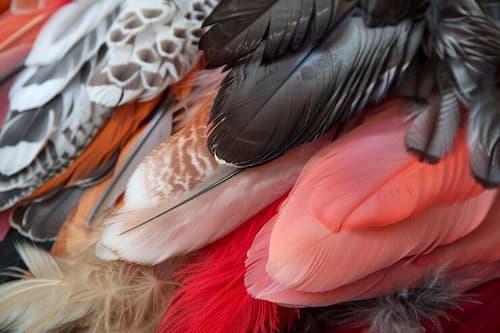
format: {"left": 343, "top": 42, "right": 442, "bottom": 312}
{"left": 427, "top": 0, "right": 500, "bottom": 94}
{"left": 360, "top": 0, "right": 429, "bottom": 27}
{"left": 208, "top": 17, "right": 422, "bottom": 167}
{"left": 200, "top": 0, "right": 356, "bottom": 68}
{"left": 289, "top": 271, "right": 470, "bottom": 333}
{"left": 478, "top": 0, "right": 500, "bottom": 23}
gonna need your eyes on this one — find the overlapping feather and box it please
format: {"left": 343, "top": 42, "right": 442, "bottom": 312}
{"left": 97, "top": 107, "right": 330, "bottom": 265}
{"left": 206, "top": 10, "right": 423, "bottom": 167}
{"left": 87, "top": 0, "right": 218, "bottom": 107}
{"left": 245, "top": 103, "right": 499, "bottom": 307}
{"left": 159, "top": 197, "right": 297, "bottom": 333}
{"left": 201, "top": 0, "right": 354, "bottom": 68}
{"left": 0, "top": 0, "right": 119, "bottom": 210}
{"left": 0, "top": 65, "right": 113, "bottom": 212}
{"left": 0, "top": 243, "right": 183, "bottom": 333}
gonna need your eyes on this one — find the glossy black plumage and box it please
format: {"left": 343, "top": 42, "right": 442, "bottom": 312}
{"left": 201, "top": 0, "right": 355, "bottom": 68}
{"left": 202, "top": 0, "right": 500, "bottom": 187}
{"left": 208, "top": 18, "right": 422, "bottom": 167}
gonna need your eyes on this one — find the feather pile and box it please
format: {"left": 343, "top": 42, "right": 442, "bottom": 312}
{"left": 0, "top": 0, "right": 500, "bottom": 333}
{"left": 159, "top": 197, "right": 298, "bottom": 333}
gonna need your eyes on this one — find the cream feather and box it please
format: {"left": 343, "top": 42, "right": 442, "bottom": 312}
{"left": 0, "top": 243, "right": 183, "bottom": 333}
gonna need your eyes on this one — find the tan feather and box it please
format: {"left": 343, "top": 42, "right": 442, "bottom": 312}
{"left": 0, "top": 243, "right": 185, "bottom": 333}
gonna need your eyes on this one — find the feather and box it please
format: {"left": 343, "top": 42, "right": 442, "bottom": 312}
{"left": 290, "top": 271, "right": 468, "bottom": 333}
{"left": 478, "top": 0, "right": 500, "bottom": 22}
{"left": 25, "top": 0, "right": 121, "bottom": 66}
{"left": 9, "top": 151, "right": 118, "bottom": 241}
{"left": 360, "top": 0, "right": 428, "bottom": 27}
{"left": 415, "top": 186, "right": 500, "bottom": 269}
{"left": 0, "top": 0, "right": 69, "bottom": 79}
{"left": 467, "top": 86, "right": 500, "bottom": 187}
{"left": 245, "top": 103, "right": 498, "bottom": 307}
{"left": 405, "top": 61, "right": 461, "bottom": 163}
{"left": 8, "top": 3, "right": 119, "bottom": 111}
{"left": 55, "top": 67, "right": 209, "bottom": 238}
{"left": 0, "top": 209, "right": 9, "bottom": 241}
{"left": 97, "top": 104, "right": 329, "bottom": 265}
{"left": 83, "top": 100, "right": 174, "bottom": 223}
{"left": 0, "top": 0, "right": 10, "bottom": 14}
{"left": 159, "top": 196, "right": 297, "bottom": 333}
{"left": 0, "top": 0, "right": 68, "bottom": 51}
{"left": 428, "top": 0, "right": 500, "bottom": 86}
{"left": 0, "top": 243, "right": 181, "bottom": 333}
{"left": 3, "top": 67, "right": 202, "bottom": 240}
{"left": 0, "top": 65, "right": 114, "bottom": 210}
{"left": 207, "top": 17, "right": 423, "bottom": 167}
{"left": 200, "top": 0, "right": 356, "bottom": 68}
{"left": 87, "top": 0, "right": 217, "bottom": 107}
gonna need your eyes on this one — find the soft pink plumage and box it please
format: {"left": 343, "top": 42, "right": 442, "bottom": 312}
{"left": 246, "top": 101, "right": 499, "bottom": 307}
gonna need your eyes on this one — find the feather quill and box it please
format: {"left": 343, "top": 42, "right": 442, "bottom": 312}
{"left": 159, "top": 196, "right": 297, "bottom": 333}
{"left": 97, "top": 104, "right": 329, "bottom": 264}
{"left": 87, "top": 0, "right": 217, "bottom": 107}
{"left": 207, "top": 17, "right": 423, "bottom": 167}
{"left": 0, "top": 243, "right": 181, "bottom": 333}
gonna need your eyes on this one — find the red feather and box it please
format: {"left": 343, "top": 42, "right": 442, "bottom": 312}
{"left": 158, "top": 196, "right": 298, "bottom": 333}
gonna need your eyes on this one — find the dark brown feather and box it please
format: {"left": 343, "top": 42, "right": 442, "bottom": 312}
{"left": 200, "top": 0, "right": 356, "bottom": 68}
{"left": 207, "top": 18, "right": 422, "bottom": 167}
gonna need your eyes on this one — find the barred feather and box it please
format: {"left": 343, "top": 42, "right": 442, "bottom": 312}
{"left": 87, "top": 0, "right": 218, "bottom": 107}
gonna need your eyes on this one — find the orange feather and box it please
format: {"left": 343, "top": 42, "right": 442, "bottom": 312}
{"left": 25, "top": 99, "right": 158, "bottom": 200}
{"left": 0, "top": 0, "right": 68, "bottom": 52}
{"left": 0, "top": 0, "right": 9, "bottom": 14}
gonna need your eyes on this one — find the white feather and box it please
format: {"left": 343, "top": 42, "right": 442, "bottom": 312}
{"left": 0, "top": 111, "right": 55, "bottom": 176}
{"left": 9, "top": 8, "right": 117, "bottom": 111}
{"left": 25, "top": 0, "right": 121, "bottom": 66}
{"left": 87, "top": 0, "right": 217, "bottom": 107}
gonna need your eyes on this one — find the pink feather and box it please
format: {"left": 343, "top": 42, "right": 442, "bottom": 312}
{"left": 246, "top": 102, "right": 499, "bottom": 307}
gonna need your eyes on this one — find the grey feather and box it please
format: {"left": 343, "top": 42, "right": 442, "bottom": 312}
{"left": 468, "top": 86, "right": 500, "bottom": 187}
{"left": 0, "top": 63, "right": 113, "bottom": 210}
{"left": 9, "top": 150, "right": 119, "bottom": 241}
{"left": 360, "top": 0, "right": 429, "bottom": 27}
{"left": 405, "top": 61, "right": 461, "bottom": 163}
{"left": 291, "top": 270, "right": 472, "bottom": 333}
{"left": 9, "top": 10, "right": 118, "bottom": 111}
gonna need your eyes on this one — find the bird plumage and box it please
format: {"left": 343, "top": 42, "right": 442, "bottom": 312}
{"left": 0, "top": 0, "right": 500, "bottom": 332}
